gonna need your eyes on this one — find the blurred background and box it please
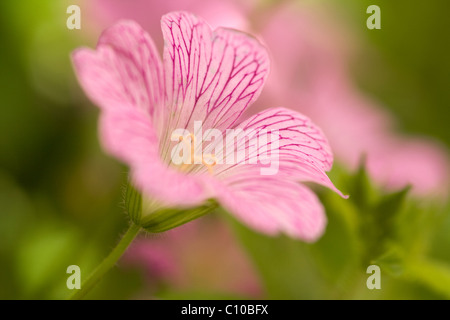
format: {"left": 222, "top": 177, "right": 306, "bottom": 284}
{"left": 0, "top": 0, "right": 449, "bottom": 299}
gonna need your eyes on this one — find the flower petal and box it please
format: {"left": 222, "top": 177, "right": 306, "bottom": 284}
{"left": 215, "top": 176, "right": 327, "bottom": 241}
{"left": 214, "top": 107, "right": 346, "bottom": 197}
{"left": 100, "top": 107, "right": 214, "bottom": 207}
{"left": 72, "top": 20, "right": 164, "bottom": 118}
{"left": 161, "top": 11, "right": 269, "bottom": 134}
{"left": 239, "top": 107, "right": 333, "bottom": 171}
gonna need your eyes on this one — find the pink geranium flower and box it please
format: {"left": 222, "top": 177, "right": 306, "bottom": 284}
{"left": 72, "top": 11, "right": 345, "bottom": 241}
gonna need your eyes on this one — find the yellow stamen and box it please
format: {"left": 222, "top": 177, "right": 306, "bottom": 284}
{"left": 201, "top": 154, "right": 218, "bottom": 174}
{"left": 172, "top": 132, "right": 217, "bottom": 174}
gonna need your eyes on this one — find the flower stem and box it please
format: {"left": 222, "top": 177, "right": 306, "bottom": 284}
{"left": 69, "top": 223, "right": 141, "bottom": 300}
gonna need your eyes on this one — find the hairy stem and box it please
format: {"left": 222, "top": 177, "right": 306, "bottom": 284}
{"left": 69, "top": 223, "right": 141, "bottom": 300}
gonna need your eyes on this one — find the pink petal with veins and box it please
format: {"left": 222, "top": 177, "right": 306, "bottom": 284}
{"left": 235, "top": 107, "right": 333, "bottom": 171}
{"left": 161, "top": 11, "right": 269, "bottom": 134}
{"left": 214, "top": 108, "right": 346, "bottom": 198}
{"left": 215, "top": 177, "right": 327, "bottom": 242}
{"left": 100, "top": 107, "right": 214, "bottom": 206}
{"left": 72, "top": 21, "right": 164, "bottom": 117}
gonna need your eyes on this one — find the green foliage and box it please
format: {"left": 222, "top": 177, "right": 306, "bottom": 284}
{"left": 226, "top": 164, "right": 450, "bottom": 299}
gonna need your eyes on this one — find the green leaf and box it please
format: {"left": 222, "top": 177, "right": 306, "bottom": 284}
{"left": 15, "top": 222, "right": 82, "bottom": 298}
{"left": 225, "top": 204, "right": 358, "bottom": 299}
{"left": 312, "top": 191, "right": 361, "bottom": 290}
{"left": 373, "top": 185, "right": 411, "bottom": 223}
{"left": 372, "top": 246, "right": 405, "bottom": 277}
{"left": 348, "top": 160, "right": 377, "bottom": 210}
{"left": 405, "top": 259, "right": 450, "bottom": 299}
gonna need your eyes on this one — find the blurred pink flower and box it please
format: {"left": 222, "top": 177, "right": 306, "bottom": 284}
{"left": 72, "top": 12, "right": 345, "bottom": 241}
{"left": 88, "top": 0, "right": 252, "bottom": 49}
{"left": 123, "top": 218, "right": 263, "bottom": 297}
{"left": 255, "top": 3, "right": 449, "bottom": 197}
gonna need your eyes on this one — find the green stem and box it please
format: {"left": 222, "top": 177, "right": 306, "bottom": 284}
{"left": 69, "top": 223, "right": 141, "bottom": 300}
